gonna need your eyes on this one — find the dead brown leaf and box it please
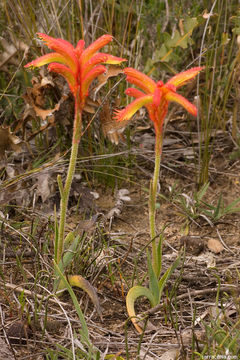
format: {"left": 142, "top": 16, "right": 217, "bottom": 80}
{"left": 33, "top": 102, "right": 60, "bottom": 122}
{"left": 100, "top": 100, "right": 129, "bottom": 145}
{"left": 19, "top": 75, "right": 69, "bottom": 141}
{"left": 94, "top": 65, "right": 123, "bottom": 95}
{"left": 22, "top": 74, "right": 60, "bottom": 122}
{"left": 36, "top": 172, "right": 51, "bottom": 203}
{"left": 83, "top": 97, "right": 100, "bottom": 114}
{"left": 0, "top": 127, "right": 22, "bottom": 158}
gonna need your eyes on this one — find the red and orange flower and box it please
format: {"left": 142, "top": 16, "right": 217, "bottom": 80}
{"left": 25, "top": 33, "right": 126, "bottom": 109}
{"left": 114, "top": 67, "right": 203, "bottom": 135}
{"left": 24, "top": 33, "right": 127, "bottom": 271}
{"left": 117, "top": 66, "right": 204, "bottom": 334}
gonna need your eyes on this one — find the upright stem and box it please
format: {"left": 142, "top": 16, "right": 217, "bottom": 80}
{"left": 149, "top": 127, "right": 163, "bottom": 277}
{"left": 56, "top": 100, "right": 82, "bottom": 264}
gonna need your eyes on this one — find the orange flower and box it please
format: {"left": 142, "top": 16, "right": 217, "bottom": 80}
{"left": 114, "top": 67, "right": 203, "bottom": 134}
{"left": 25, "top": 33, "right": 126, "bottom": 108}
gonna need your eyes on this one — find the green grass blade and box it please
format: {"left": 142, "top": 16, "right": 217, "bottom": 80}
{"left": 213, "top": 193, "right": 223, "bottom": 221}
{"left": 54, "top": 261, "right": 90, "bottom": 346}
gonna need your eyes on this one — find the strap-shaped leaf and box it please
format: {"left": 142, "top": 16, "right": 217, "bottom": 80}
{"left": 57, "top": 233, "right": 81, "bottom": 273}
{"left": 126, "top": 285, "right": 155, "bottom": 333}
{"left": 54, "top": 206, "right": 59, "bottom": 263}
{"left": 213, "top": 193, "right": 223, "bottom": 220}
{"left": 56, "top": 269, "right": 102, "bottom": 321}
{"left": 224, "top": 196, "right": 240, "bottom": 214}
{"left": 147, "top": 251, "right": 159, "bottom": 305}
{"left": 156, "top": 233, "right": 164, "bottom": 279}
{"left": 158, "top": 254, "right": 181, "bottom": 301}
{"left": 54, "top": 262, "right": 90, "bottom": 345}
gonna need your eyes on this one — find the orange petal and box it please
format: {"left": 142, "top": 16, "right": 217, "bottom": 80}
{"left": 80, "top": 34, "right": 113, "bottom": 65}
{"left": 153, "top": 87, "right": 162, "bottom": 107}
{"left": 48, "top": 63, "right": 77, "bottom": 95}
{"left": 125, "top": 76, "right": 153, "bottom": 95}
{"left": 166, "top": 66, "right": 204, "bottom": 88}
{"left": 125, "top": 88, "right": 155, "bottom": 121}
{"left": 100, "top": 53, "right": 127, "bottom": 64}
{"left": 37, "top": 33, "right": 79, "bottom": 73}
{"left": 81, "top": 65, "right": 106, "bottom": 98}
{"left": 124, "top": 68, "right": 156, "bottom": 93}
{"left": 114, "top": 95, "right": 153, "bottom": 121}
{"left": 75, "top": 39, "right": 85, "bottom": 57}
{"left": 81, "top": 53, "right": 109, "bottom": 78}
{"left": 125, "top": 87, "right": 145, "bottom": 98}
{"left": 165, "top": 91, "right": 197, "bottom": 116}
{"left": 82, "top": 52, "right": 126, "bottom": 78}
{"left": 24, "top": 52, "right": 71, "bottom": 68}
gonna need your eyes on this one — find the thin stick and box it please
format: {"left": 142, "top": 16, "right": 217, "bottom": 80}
{"left": 142, "top": 284, "right": 239, "bottom": 317}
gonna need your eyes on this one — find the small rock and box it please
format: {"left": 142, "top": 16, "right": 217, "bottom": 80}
{"left": 207, "top": 238, "right": 224, "bottom": 253}
{"left": 6, "top": 321, "right": 31, "bottom": 345}
{"left": 180, "top": 235, "right": 204, "bottom": 255}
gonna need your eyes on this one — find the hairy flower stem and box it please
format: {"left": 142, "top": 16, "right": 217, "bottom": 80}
{"left": 56, "top": 99, "right": 82, "bottom": 264}
{"left": 149, "top": 128, "right": 163, "bottom": 278}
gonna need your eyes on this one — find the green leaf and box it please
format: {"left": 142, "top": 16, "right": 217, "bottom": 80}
{"left": 54, "top": 206, "right": 59, "bottom": 263}
{"left": 200, "top": 209, "right": 214, "bottom": 217}
{"left": 54, "top": 261, "right": 90, "bottom": 346}
{"left": 183, "top": 16, "right": 199, "bottom": 33}
{"left": 225, "top": 206, "right": 240, "bottom": 214}
{"left": 57, "top": 233, "right": 81, "bottom": 273}
{"left": 154, "top": 45, "right": 171, "bottom": 62}
{"left": 213, "top": 194, "right": 224, "bottom": 220}
{"left": 201, "top": 200, "right": 215, "bottom": 211}
{"left": 64, "top": 231, "right": 77, "bottom": 249}
{"left": 57, "top": 174, "right": 64, "bottom": 198}
{"left": 153, "top": 18, "right": 199, "bottom": 63}
{"left": 147, "top": 251, "right": 159, "bottom": 305}
{"left": 224, "top": 197, "right": 240, "bottom": 213}
{"left": 156, "top": 233, "right": 163, "bottom": 278}
{"left": 166, "top": 30, "right": 182, "bottom": 48}
{"left": 195, "top": 182, "right": 209, "bottom": 202}
{"left": 158, "top": 255, "right": 181, "bottom": 300}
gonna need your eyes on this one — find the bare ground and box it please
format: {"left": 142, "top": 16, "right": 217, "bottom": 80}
{"left": 0, "top": 120, "right": 240, "bottom": 359}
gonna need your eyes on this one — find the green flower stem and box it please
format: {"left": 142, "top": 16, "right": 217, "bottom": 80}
{"left": 149, "top": 129, "right": 163, "bottom": 277}
{"left": 56, "top": 102, "right": 82, "bottom": 264}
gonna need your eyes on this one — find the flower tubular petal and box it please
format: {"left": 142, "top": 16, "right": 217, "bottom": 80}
{"left": 81, "top": 65, "right": 106, "bottom": 98}
{"left": 81, "top": 34, "right": 113, "bottom": 64}
{"left": 124, "top": 67, "right": 156, "bottom": 93}
{"left": 114, "top": 95, "right": 153, "bottom": 121}
{"left": 165, "top": 91, "right": 197, "bottom": 116}
{"left": 166, "top": 66, "right": 204, "bottom": 88}
{"left": 24, "top": 52, "right": 71, "bottom": 68}
{"left": 48, "top": 63, "right": 77, "bottom": 95}
{"left": 37, "top": 33, "right": 79, "bottom": 73}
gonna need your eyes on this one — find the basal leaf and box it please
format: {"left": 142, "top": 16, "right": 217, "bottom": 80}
{"left": 147, "top": 251, "right": 159, "bottom": 305}
{"left": 126, "top": 285, "right": 155, "bottom": 334}
{"left": 158, "top": 255, "right": 181, "bottom": 300}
